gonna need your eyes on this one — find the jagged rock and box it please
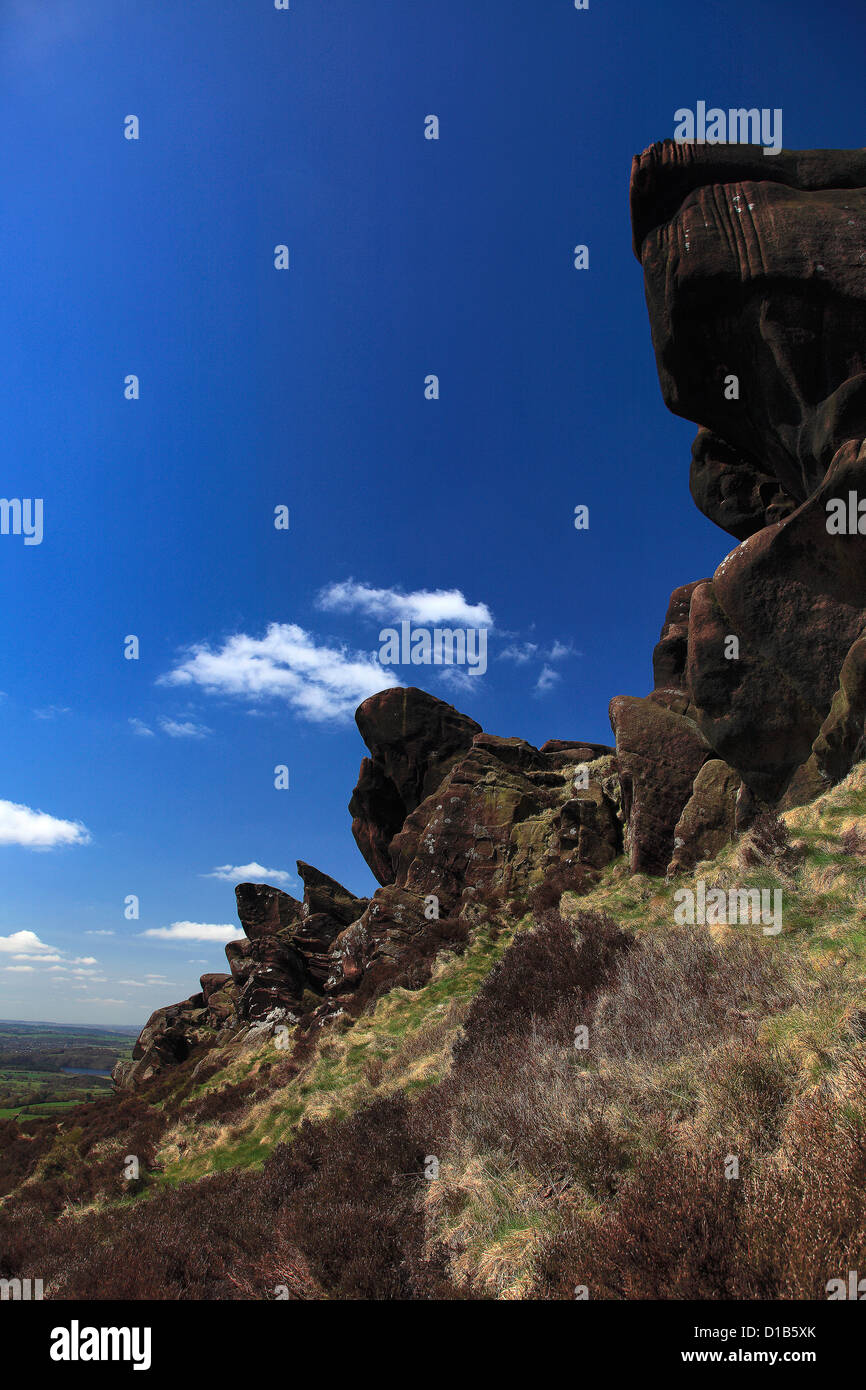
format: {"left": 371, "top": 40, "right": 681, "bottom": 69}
{"left": 111, "top": 994, "right": 212, "bottom": 1089}
{"left": 296, "top": 861, "right": 367, "bottom": 925}
{"left": 327, "top": 729, "right": 620, "bottom": 994}
{"left": 204, "top": 984, "right": 236, "bottom": 1027}
{"left": 200, "top": 973, "right": 231, "bottom": 1002}
{"left": 609, "top": 695, "right": 710, "bottom": 875}
{"left": 349, "top": 687, "right": 481, "bottom": 884}
{"left": 391, "top": 736, "right": 555, "bottom": 905}
{"left": 200, "top": 973, "right": 236, "bottom": 1027}
{"left": 558, "top": 786, "right": 621, "bottom": 871}
{"left": 631, "top": 140, "right": 866, "bottom": 509}
{"left": 652, "top": 580, "right": 706, "bottom": 695}
{"left": 326, "top": 885, "right": 429, "bottom": 991}
{"left": 235, "top": 882, "right": 304, "bottom": 939}
{"left": 781, "top": 628, "right": 866, "bottom": 808}
{"left": 667, "top": 759, "right": 741, "bottom": 875}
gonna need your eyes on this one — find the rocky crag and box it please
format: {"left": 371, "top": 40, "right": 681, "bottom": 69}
{"left": 117, "top": 141, "right": 866, "bottom": 1087}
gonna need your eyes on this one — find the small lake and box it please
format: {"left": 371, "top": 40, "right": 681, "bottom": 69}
{"left": 60, "top": 1067, "right": 113, "bottom": 1077}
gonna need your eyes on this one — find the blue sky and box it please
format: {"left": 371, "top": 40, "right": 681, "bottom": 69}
{"left": 1, "top": 0, "right": 863, "bottom": 1024}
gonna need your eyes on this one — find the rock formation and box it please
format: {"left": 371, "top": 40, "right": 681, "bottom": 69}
{"left": 616, "top": 140, "right": 866, "bottom": 871}
{"left": 118, "top": 141, "right": 866, "bottom": 1086}
{"left": 116, "top": 689, "right": 619, "bottom": 1086}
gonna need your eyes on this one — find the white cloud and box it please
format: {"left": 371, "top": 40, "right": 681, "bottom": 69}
{"left": 549, "top": 640, "right": 576, "bottom": 660}
{"left": 33, "top": 705, "right": 71, "bottom": 720}
{"left": 159, "top": 718, "right": 212, "bottom": 740}
{"left": 318, "top": 580, "right": 493, "bottom": 628}
{"left": 0, "top": 799, "right": 90, "bottom": 848}
{"left": 499, "top": 642, "right": 539, "bottom": 664}
{"left": 160, "top": 623, "right": 399, "bottom": 722}
{"left": 535, "top": 665, "right": 561, "bottom": 694}
{"left": 4, "top": 964, "right": 34, "bottom": 973}
{"left": 0, "top": 930, "right": 58, "bottom": 955}
{"left": 129, "top": 718, "right": 155, "bottom": 738}
{"left": 86, "top": 930, "right": 115, "bottom": 936}
{"left": 142, "top": 921, "right": 238, "bottom": 943}
{"left": 437, "top": 666, "right": 482, "bottom": 693}
{"left": 204, "top": 861, "right": 295, "bottom": 885}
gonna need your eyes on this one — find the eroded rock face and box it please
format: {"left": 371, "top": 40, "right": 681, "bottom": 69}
{"left": 632, "top": 141, "right": 866, "bottom": 512}
{"left": 349, "top": 687, "right": 482, "bottom": 884}
{"left": 667, "top": 759, "right": 741, "bottom": 876}
{"left": 229, "top": 872, "right": 369, "bottom": 1020}
{"left": 326, "top": 728, "right": 620, "bottom": 994}
{"left": 625, "top": 140, "right": 866, "bottom": 821}
{"left": 609, "top": 696, "right": 710, "bottom": 875}
{"left": 119, "top": 701, "right": 622, "bottom": 1085}
{"left": 111, "top": 995, "right": 214, "bottom": 1090}
{"left": 117, "top": 867, "right": 369, "bottom": 1085}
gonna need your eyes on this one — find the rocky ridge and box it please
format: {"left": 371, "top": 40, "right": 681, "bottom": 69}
{"left": 117, "top": 141, "right": 866, "bottom": 1088}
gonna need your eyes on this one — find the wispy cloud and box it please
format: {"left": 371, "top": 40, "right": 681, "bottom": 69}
{"left": 33, "top": 705, "right": 71, "bottom": 720}
{"left": 160, "top": 623, "right": 399, "bottom": 722}
{"left": 534, "top": 664, "right": 561, "bottom": 694}
{"left": 128, "top": 718, "right": 155, "bottom": 738}
{"left": 499, "top": 642, "right": 539, "bottom": 664}
{"left": 142, "top": 921, "right": 239, "bottom": 943}
{"left": 0, "top": 799, "right": 90, "bottom": 848}
{"left": 159, "top": 718, "right": 212, "bottom": 740}
{"left": 204, "top": 861, "right": 295, "bottom": 885}
{"left": 318, "top": 580, "right": 494, "bottom": 628}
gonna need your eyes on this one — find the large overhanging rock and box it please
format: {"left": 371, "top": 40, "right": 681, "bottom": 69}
{"left": 632, "top": 140, "right": 866, "bottom": 519}
{"left": 624, "top": 139, "right": 866, "bottom": 815}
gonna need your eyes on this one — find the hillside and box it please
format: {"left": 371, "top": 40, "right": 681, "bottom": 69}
{"left": 5, "top": 137, "right": 866, "bottom": 1301}
{"left": 2, "top": 754, "right": 866, "bottom": 1298}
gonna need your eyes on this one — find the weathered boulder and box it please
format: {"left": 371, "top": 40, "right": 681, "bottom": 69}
{"left": 667, "top": 758, "right": 741, "bottom": 875}
{"left": 111, "top": 994, "right": 212, "bottom": 1089}
{"left": 296, "top": 861, "right": 367, "bottom": 926}
{"left": 609, "top": 695, "right": 710, "bottom": 875}
{"left": 349, "top": 687, "right": 481, "bottom": 884}
{"left": 325, "top": 727, "right": 621, "bottom": 995}
{"left": 225, "top": 865, "right": 370, "bottom": 1019}
{"left": 325, "top": 885, "right": 430, "bottom": 992}
{"left": 652, "top": 580, "right": 706, "bottom": 696}
{"left": 200, "top": 972, "right": 232, "bottom": 1003}
{"left": 235, "top": 882, "right": 304, "bottom": 940}
{"left": 632, "top": 140, "right": 866, "bottom": 512}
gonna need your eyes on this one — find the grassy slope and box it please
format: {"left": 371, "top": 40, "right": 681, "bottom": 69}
{"left": 154, "top": 918, "right": 512, "bottom": 1184}
{"left": 417, "top": 766, "right": 866, "bottom": 1296}
{"left": 9, "top": 765, "right": 866, "bottom": 1297}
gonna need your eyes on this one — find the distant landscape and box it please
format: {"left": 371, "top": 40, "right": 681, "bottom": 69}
{"left": 0, "top": 1022, "right": 137, "bottom": 1119}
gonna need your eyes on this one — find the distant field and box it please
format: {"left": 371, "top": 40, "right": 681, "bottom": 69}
{"left": 0, "top": 1020, "right": 138, "bottom": 1119}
